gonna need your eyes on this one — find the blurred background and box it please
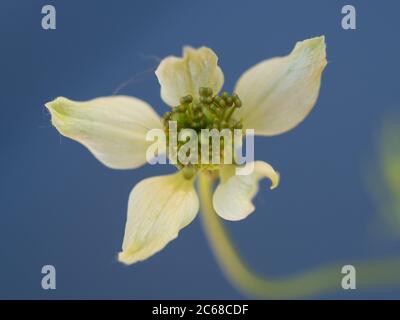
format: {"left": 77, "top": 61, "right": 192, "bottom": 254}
{"left": 1, "top": 0, "right": 400, "bottom": 299}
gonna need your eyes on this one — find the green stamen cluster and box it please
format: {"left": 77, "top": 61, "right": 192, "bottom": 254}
{"left": 162, "top": 87, "right": 243, "bottom": 131}
{"left": 162, "top": 87, "right": 243, "bottom": 175}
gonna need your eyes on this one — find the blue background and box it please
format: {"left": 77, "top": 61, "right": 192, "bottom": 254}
{"left": 1, "top": 0, "right": 400, "bottom": 299}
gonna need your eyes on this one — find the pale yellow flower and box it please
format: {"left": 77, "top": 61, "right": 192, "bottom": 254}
{"left": 45, "top": 36, "right": 327, "bottom": 265}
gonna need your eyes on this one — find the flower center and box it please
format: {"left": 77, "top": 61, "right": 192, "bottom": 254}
{"left": 162, "top": 87, "right": 244, "bottom": 178}
{"left": 162, "top": 87, "right": 243, "bottom": 132}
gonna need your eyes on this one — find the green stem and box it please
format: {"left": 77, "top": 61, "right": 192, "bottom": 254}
{"left": 198, "top": 172, "right": 400, "bottom": 299}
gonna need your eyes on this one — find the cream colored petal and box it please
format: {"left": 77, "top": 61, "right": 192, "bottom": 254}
{"left": 45, "top": 96, "right": 162, "bottom": 169}
{"left": 234, "top": 36, "right": 327, "bottom": 136}
{"left": 213, "top": 161, "right": 279, "bottom": 221}
{"left": 155, "top": 46, "right": 224, "bottom": 106}
{"left": 118, "top": 172, "right": 199, "bottom": 265}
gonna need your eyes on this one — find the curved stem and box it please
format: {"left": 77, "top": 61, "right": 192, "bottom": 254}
{"left": 198, "top": 172, "right": 400, "bottom": 299}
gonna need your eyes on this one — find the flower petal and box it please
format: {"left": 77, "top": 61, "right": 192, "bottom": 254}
{"left": 234, "top": 36, "right": 327, "bottom": 136}
{"left": 118, "top": 172, "right": 199, "bottom": 265}
{"left": 45, "top": 96, "right": 162, "bottom": 169}
{"left": 213, "top": 161, "right": 279, "bottom": 221}
{"left": 155, "top": 46, "right": 224, "bottom": 106}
